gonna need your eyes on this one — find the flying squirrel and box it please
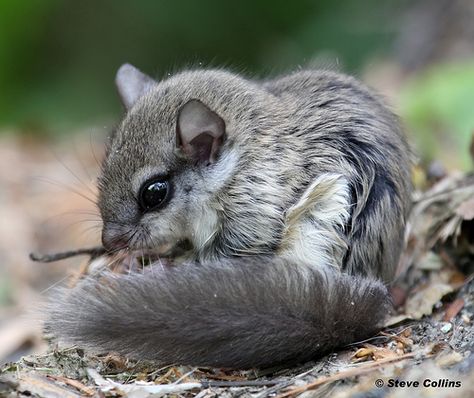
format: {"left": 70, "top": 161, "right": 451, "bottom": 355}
{"left": 45, "top": 64, "right": 412, "bottom": 369}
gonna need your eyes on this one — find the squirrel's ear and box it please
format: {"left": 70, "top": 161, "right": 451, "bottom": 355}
{"left": 115, "top": 63, "right": 155, "bottom": 109}
{"left": 176, "top": 100, "right": 226, "bottom": 165}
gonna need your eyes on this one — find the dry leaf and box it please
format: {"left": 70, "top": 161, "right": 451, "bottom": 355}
{"left": 352, "top": 347, "right": 374, "bottom": 361}
{"left": 401, "top": 327, "right": 412, "bottom": 337}
{"left": 380, "top": 332, "right": 413, "bottom": 348}
{"left": 352, "top": 344, "right": 399, "bottom": 362}
{"left": 404, "top": 282, "right": 454, "bottom": 319}
{"left": 372, "top": 347, "right": 400, "bottom": 361}
{"left": 435, "top": 351, "right": 464, "bottom": 367}
{"left": 102, "top": 353, "right": 129, "bottom": 372}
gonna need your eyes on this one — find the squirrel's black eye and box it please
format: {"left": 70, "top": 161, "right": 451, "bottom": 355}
{"left": 139, "top": 178, "right": 170, "bottom": 212}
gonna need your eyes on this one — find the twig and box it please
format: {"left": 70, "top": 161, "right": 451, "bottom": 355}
{"left": 87, "top": 368, "right": 281, "bottom": 396}
{"left": 29, "top": 246, "right": 106, "bottom": 263}
{"left": 202, "top": 380, "right": 282, "bottom": 388}
{"left": 47, "top": 375, "right": 95, "bottom": 396}
{"left": 274, "top": 353, "right": 417, "bottom": 398}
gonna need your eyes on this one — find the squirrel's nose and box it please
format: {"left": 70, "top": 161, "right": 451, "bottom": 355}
{"left": 102, "top": 224, "right": 130, "bottom": 251}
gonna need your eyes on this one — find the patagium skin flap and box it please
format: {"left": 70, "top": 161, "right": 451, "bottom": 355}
{"left": 46, "top": 64, "right": 411, "bottom": 369}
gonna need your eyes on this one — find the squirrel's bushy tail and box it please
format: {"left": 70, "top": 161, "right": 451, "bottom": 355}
{"left": 46, "top": 257, "right": 390, "bottom": 368}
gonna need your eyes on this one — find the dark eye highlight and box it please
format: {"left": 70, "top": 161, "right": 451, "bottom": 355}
{"left": 138, "top": 177, "right": 171, "bottom": 212}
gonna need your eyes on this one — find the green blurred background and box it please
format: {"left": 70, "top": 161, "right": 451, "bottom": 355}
{"left": 1, "top": 0, "right": 474, "bottom": 169}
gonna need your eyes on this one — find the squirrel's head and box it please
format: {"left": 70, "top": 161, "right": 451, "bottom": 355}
{"left": 98, "top": 64, "right": 284, "bottom": 259}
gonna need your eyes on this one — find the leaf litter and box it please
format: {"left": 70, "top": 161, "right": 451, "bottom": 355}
{"left": 1, "top": 136, "right": 474, "bottom": 397}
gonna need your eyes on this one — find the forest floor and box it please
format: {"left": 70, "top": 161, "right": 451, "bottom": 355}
{"left": 0, "top": 135, "right": 473, "bottom": 397}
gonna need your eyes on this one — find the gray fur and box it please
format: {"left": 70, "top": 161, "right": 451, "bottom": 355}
{"left": 99, "top": 67, "right": 411, "bottom": 280}
{"left": 47, "top": 257, "right": 390, "bottom": 369}
{"left": 48, "top": 65, "right": 412, "bottom": 368}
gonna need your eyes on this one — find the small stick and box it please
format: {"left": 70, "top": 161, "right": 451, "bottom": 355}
{"left": 47, "top": 375, "right": 96, "bottom": 396}
{"left": 275, "top": 353, "right": 417, "bottom": 398}
{"left": 202, "top": 380, "right": 282, "bottom": 388}
{"left": 29, "top": 247, "right": 107, "bottom": 263}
